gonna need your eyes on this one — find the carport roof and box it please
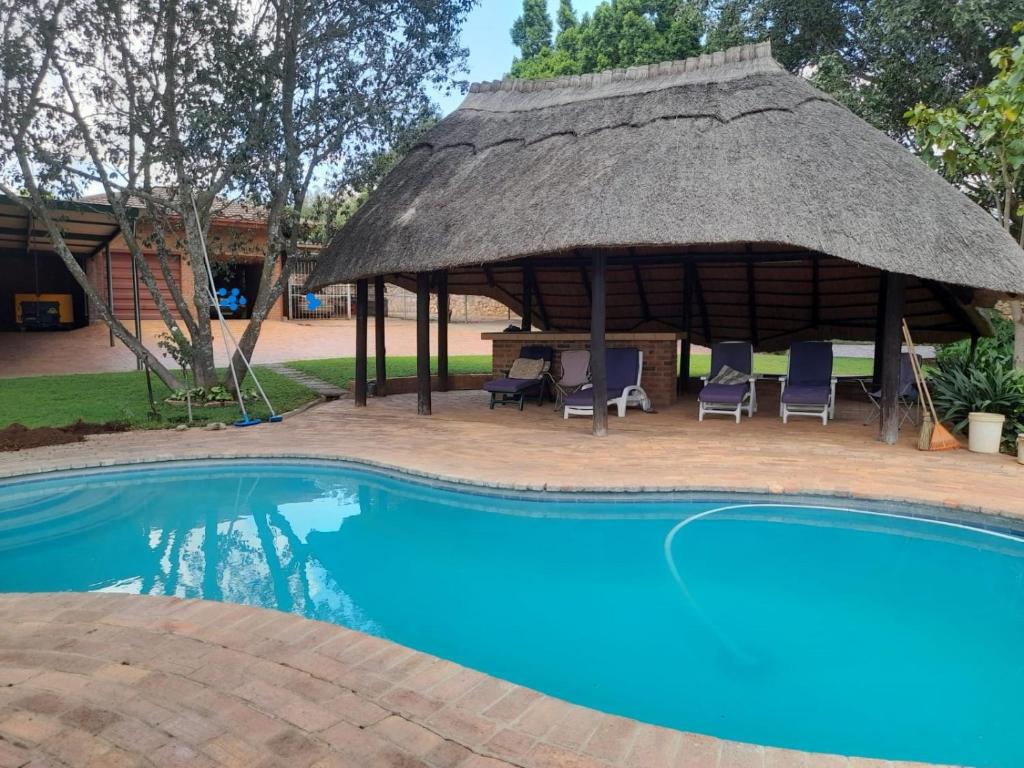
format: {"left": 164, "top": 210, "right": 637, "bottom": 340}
{"left": 0, "top": 194, "right": 125, "bottom": 259}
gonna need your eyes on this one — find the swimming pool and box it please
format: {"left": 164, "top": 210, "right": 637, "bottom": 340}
{"left": 0, "top": 460, "right": 1020, "bottom": 767}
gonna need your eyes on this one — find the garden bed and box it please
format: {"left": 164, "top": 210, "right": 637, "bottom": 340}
{"left": 0, "top": 421, "right": 130, "bottom": 452}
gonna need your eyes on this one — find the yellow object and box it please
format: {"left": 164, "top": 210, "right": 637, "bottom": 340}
{"left": 14, "top": 293, "right": 74, "bottom": 326}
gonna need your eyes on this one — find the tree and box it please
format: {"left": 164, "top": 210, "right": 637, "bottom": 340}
{"left": 906, "top": 23, "right": 1024, "bottom": 368}
{"left": 302, "top": 115, "right": 441, "bottom": 247}
{"left": 0, "top": 0, "right": 472, "bottom": 391}
{"left": 736, "top": 0, "right": 1023, "bottom": 139}
{"left": 705, "top": 1, "right": 752, "bottom": 53}
{"left": 510, "top": 0, "right": 704, "bottom": 80}
{"left": 512, "top": 0, "right": 554, "bottom": 60}
{"left": 558, "top": 0, "right": 578, "bottom": 34}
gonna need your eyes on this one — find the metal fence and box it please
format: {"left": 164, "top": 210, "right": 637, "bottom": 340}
{"left": 288, "top": 257, "right": 353, "bottom": 319}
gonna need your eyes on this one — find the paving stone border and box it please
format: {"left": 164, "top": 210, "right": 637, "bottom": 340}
{"left": 0, "top": 593, "right": 946, "bottom": 768}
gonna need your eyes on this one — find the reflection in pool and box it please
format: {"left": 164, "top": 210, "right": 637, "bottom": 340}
{"left": 1, "top": 461, "right": 1021, "bottom": 768}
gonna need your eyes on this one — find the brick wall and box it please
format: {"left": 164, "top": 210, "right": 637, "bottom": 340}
{"left": 490, "top": 335, "right": 680, "bottom": 408}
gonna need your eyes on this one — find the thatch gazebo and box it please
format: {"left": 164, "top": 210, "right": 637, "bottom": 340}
{"left": 309, "top": 42, "right": 1024, "bottom": 441}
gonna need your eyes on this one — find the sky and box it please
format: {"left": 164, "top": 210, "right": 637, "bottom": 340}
{"left": 431, "top": 0, "right": 602, "bottom": 115}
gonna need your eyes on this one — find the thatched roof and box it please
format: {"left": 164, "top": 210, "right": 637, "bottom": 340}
{"left": 308, "top": 42, "right": 1024, "bottom": 346}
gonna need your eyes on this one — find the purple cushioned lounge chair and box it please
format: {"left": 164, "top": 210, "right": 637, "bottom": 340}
{"left": 779, "top": 341, "right": 835, "bottom": 425}
{"left": 483, "top": 344, "right": 554, "bottom": 410}
{"left": 563, "top": 347, "right": 649, "bottom": 419}
{"left": 697, "top": 341, "right": 756, "bottom": 423}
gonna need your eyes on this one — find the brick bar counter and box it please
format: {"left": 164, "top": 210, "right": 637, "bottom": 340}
{"left": 482, "top": 332, "right": 685, "bottom": 408}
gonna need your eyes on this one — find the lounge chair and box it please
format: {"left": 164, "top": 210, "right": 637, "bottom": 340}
{"left": 779, "top": 341, "right": 836, "bottom": 425}
{"left": 483, "top": 344, "right": 553, "bottom": 410}
{"left": 547, "top": 349, "right": 591, "bottom": 410}
{"left": 859, "top": 353, "right": 919, "bottom": 426}
{"left": 697, "top": 341, "right": 757, "bottom": 423}
{"left": 563, "top": 347, "right": 649, "bottom": 419}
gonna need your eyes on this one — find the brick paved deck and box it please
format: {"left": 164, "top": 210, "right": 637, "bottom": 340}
{"left": 1, "top": 389, "right": 1019, "bottom": 767}
{"left": 0, "top": 593, "right": 948, "bottom": 768}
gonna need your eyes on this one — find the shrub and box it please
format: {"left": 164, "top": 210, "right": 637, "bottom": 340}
{"left": 935, "top": 311, "right": 1014, "bottom": 369}
{"left": 928, "top": 356, "right": 1024, "bottom": 451}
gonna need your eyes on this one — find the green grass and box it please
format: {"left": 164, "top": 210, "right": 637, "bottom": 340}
{"left": 289, "top": 352, "right": 873, "bottom": 389}
{"left": 0, "top": 368, "right": 318, "bottom": 430}
{"left": 288, "top": 355, "right": 494, "bottom": 389}
{"left": 690, "top": 353, "right": 873, "bottom": 378}
{"left": 0, "top": 352, "right": 873, "bottom": 431}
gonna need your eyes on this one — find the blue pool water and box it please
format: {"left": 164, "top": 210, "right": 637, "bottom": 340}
{"left": 0, "top": 461, "right": 1021, "bottom": 767}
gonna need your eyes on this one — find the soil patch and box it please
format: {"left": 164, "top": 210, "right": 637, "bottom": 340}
{"left": 0, "top": 421, "right": 130, "bottom": 452}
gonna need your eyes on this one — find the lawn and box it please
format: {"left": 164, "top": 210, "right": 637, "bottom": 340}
{"left": 0, "top": 352, "right": 873, "bottom": 431}
{"left": 0, "top": 367, "right": 317, "bottom": 430}
{"left": 288, "top": 354, "right": 495, "bottom": 388}
{"left": 289, "top": 353, "right": 873, "bottom": 388}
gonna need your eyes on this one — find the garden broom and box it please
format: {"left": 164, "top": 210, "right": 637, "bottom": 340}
{"left": 901, "top": 320, "right": 960, "bottom": 451}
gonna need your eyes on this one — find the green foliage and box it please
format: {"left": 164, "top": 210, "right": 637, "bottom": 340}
{"left": 705, "top": 1, "right": 752, "bottom": 53}
{"left": 169, "top": 386, "right": 259, "bottom": 404}
{"left": 558, "top": 0, "right": 578, "bottom": 33}
{"left": 905, "top": 23, "right": 1024, "bottom": 232}
{"left": 156, "top": 327, "right": 195, "bottom": 378}
{"left": 937, "top": 313, "right": 1016, "bottom": 370}
{"left": 512, "top": 0, "right": 554, "bottom": 59}
{"left": 510, "top": 0, "right": 704, "bottom": 79}
{"left": 929, "top": 357, "right": 1024, "bottom": 450}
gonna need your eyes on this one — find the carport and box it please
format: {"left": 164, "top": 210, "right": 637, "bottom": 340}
{"left": 0, "top": 195, "right": 127, "bottom": 333}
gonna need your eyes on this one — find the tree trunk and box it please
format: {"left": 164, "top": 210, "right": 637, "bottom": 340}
{"left": 181, "top": 207, "right": 219, "bottom": 388}
{"left": 1013, "top": 300, "right": 1024, "bottom": 370}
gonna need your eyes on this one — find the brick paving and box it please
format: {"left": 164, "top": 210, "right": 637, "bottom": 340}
{"left": 0, "top": 319, "right": 503, "bottom": 378}
{"left": 1, "top": 388, "right": 1020, "bottom": 767}
{"left": 0, "top": 593, "right": 952, "bottom": 768}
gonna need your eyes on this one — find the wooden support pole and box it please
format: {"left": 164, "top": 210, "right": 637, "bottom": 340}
{"left": 521, "top": 264, "right": 533, "bottom": 332}
{"left": 105, "top": 243, "right": 114, "bottom": 347}
{"left": 374, "top": 276, "right": 387, "bottom": 397}
{"left": 633, "top": 262, "right": 650, "bottom": 322}
{"left": 416, "top": 272, "right": 432, "bottom": 415}
{"left": 590, "top": 252, "right": 608, "bottom": 437}
{"left": 530, "top": 265, "right": 550, "bottom": 329}
{"left": 746, "top": 259, "right": 758, "bottom": 347}
{"left": 693, "top": 264, "right": 712, "bottom": 346}
{"left": 679, "top": 261, "right": 694, "bottom": 393}
{"left": 879, "top": 272, "right": 906, "bottom": 444}
{"left": 811, "top": 257, "right": 820, "bottom": 329}
{"left": 437, "top": 271, "right": 449, "bottom": 392}
{"left": 872, "top": 272, "right": 889, "bottom": 389}
{"left": 354, "top": 278, "right": 368, "bottom": 407}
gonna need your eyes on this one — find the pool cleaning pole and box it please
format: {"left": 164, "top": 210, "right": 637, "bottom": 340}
{"left": 190, "top": 196, "right": 257, "bottom": 426}
{"left": 189, "top": 197, "right": 282, "bottom": 423}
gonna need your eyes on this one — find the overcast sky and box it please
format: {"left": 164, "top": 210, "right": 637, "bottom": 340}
{"left": 430, "top": 0, "right": 602, "bottom": 115}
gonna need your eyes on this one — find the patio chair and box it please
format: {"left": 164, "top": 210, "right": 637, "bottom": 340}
{"left": 697, "top": 341, "right": 757, "bottom": 423}
{"left": 563, "top": 347, "right": 649, "bottom": 419}
{"left": 483, "top": 345, "right": 554, "bottom": 410}
{"left": 859, "top": 353, "right": 919, "bottom": 426}
{"left": 546, "top": 349, "right": 591, "bottom": 410}
{"left": 779, "top": 341, "right": 836, "bottom": 425}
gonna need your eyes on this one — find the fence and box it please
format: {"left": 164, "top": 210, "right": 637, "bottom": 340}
{"left": 288, "top": 257, "right": 354, "bottom": 319}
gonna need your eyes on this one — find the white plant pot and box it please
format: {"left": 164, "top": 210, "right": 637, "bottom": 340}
{"left": 1018, "top": 435, "right": 1024, "bottom": 466}
{"left": 967, "top": 412, "right": 1005, "bottom": 455}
